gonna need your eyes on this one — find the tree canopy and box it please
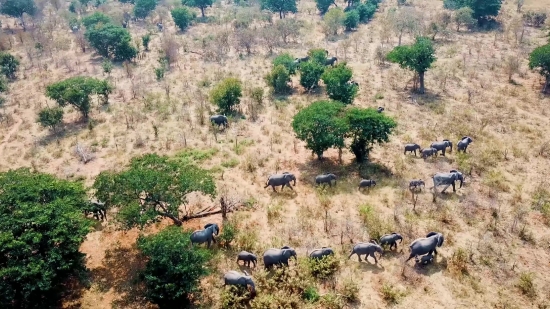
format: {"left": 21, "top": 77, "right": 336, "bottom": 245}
{"left": 321, "top": 63, "right": 358, "bottom": 104}
{"left": 323, "top": 7, "right": 345, "bottom": 35}
{"left": 85, "top": 22, "right": 138, "bottom": 61}
{"left": 37, "top": 107, "right": 64, "bottom": 132}
{"left": 444, "top": 0, "right": 502, "bottom": 22}
{"left": 529, "top": 43, "right": 550, "bottom": 93}
{"left": 265, "top": 64, "right": 292, "bottom": 95}
{"left": 315, "top": 0, "right": 336, "bottom": 15}
{"left": 0, "top": 52, "right": 20, "bottom": 80}
{"left": 210, "top": 78, "right": 242, "bottom": 114}
{"left": 273, "top": 53, "right": 297, "bottom": 75}
{"left": 134, "top": 0, "right": 158, "bottom": 19}
{"left": 0, "top": 168, "right": 93, "bottom": 308}
{"left": 344, "top": 9, "right": 360, "bottom": 31}
{"left": 184, "top": 0, "right": 213, "bottom": 18}
{"left": 0, "top": 0, "right": 36, "bottom": 31}
{"left": 137, "top": 226, "right": 212, "bottom": 308}
{"left": 171, "top": 7, "right": 196, "bottom": 31}
{"left": 93, "top": 153, "right": 216, "bottom": 230}
{"left": 299, "top": 60, "right": 325, "bottom": 91}
{"left": 308, "top": 48, "right": 328, "bottom": 65}
{"left": 291, "top": 100, "right": 347, "bottom": 159}
{"left": 345, "top": 107, "right": 397, "bottom": 163}
{"left": 261, "top": 0, "right": 298, "bottom": 19}
{"left": 46, "top": 76, "right": 113, "bottom": 120}
{"left": 387, "top": 36, "right": 436, "bottom": 94}
{"left": 82, "top": 11, "right": 112, "bottom": 28}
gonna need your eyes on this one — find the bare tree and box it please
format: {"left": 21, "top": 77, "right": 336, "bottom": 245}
{"left": 275, "top": 18, "right": 301, "bottom": 44}
{"left": 516, "top": 0, "right": 524, "bottom": 13}
{"left": 504, "top": 54, "right": 520, "bottom": 83}
{"left": 160, "top": 34, "right": 180, "bottom": 68}
{"left": 260, "top": 26, "right": 280, "bottom": 55}
{"left": 388, "top": 7, "right": 423, "bottom": 46}
{"left": 234, "top": 28, "right": 257, "bottom": 55}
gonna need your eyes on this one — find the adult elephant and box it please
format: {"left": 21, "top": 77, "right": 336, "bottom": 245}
{"left": 224, "top": 270, "right": 256, "bottom": 297}
{"left": 348, "top": 242, "right": 383, "bottom": 264}
{"left": 315, "top": 173, "right": 337, "bottom": 187}
{"left": 263, "top": 246, "right": 297, "bottom": 269}
{"left": 405, "top": 232, "right": 444, "bottom": 263}
{"left": 190, "top": 223, "right": 219, "bottom": 248}
{"left": 457, "top": 136, "right": 473, "bottom": 153}
{"left": 309, "top": 247, "right": 334, "bottom": 260}
{"left": 325, "top": 57, "right": 338, "bottom": 66}
{"left": 264, "top": 172, "right": 296, "bottom": 192}
{"left": 433, "top": 170, "right": 464, "bottom": 193}
{"left": 210, "top": 115, "right": 228, "bottom": 128}
{"left": 404, "top": 143, "right": 421, "bottom": 156}
{"left": 379, "top": 233, "right": 403, "bottom": 250}
{"left": 430, "top": 139, "right": 453, "bottom": 156}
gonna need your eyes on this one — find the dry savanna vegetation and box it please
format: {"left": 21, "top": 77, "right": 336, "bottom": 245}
{"left": 1, "top": 0, "right": 550, "bottom": 308}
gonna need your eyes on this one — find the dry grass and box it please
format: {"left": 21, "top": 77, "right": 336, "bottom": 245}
{"left": 1, "top": 0, "right": 550, "bottom": 308}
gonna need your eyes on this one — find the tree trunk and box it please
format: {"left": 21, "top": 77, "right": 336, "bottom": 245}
{"left": 351, "top": 140, "right": 367, "bottom": 163}
{"left": 20, "top": 16, "right": 26, "bottom": 32}
{"left": 279, "top": 11, "right": 283, "bottom": 19}
{"left": 201, "top": 7, "right": 206, "bottom": 18}
{"left": 418, "top": 71, "right": 425, "bottom": 94}
{"left": 159, "top": 211, "right": 183, "bottom": 226}
{"left": 543, "top": 76, "right": 550, "bottom": 94}
{"left": 398, "top": 32, "right": 403, "bottom": 46}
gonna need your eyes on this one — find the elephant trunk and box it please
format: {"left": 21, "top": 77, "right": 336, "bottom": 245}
{"left": 293, "top": 179, "right": 296, "bottom": 186}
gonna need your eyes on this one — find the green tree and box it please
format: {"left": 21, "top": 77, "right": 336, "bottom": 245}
{"left": 142, "top": 33, "right": 151, "bottom": 51}
{"left": 0, "top": 0, "right": 36, "bottom": 31}
{"left": 85, "top": 23, "right": 138, "bottom": 61}
{"left": 344, "top": 10, "right": 359, "bottom": 31}
{"left": 171, "top": 7, "right": 195, "bottom": 31}
{"left": 102, "top": 59, "right": 113, "bottom": 75}
{"left": 82, "top": 11, "right": 112, "bottom": 28}
{"left": 529, "top": 43, "right": 550, "bottom": 93}
{"left": 261, "top": 0, "right": 298, "bottom": 19}
{"left": 273, "top": 53, "right": 297, "bottom": 75}
{"left": 345, "top": 107, "right": 396, "bottom": 163}
{"left": 356, "top": 3, "right": 377, "bottom": 23}
{"left": 210, "top": 77, "right": 242, "bottom": 114}
{"left": 37, "top": 107, "right": 64, "bottom": 132}
{"left": 185, "top": 0, "right": 213, "bottom": 18}
{"left": 453, "top": 6, "right": 475, "bottom": 31}
{"left": 93, "top": 154, "right": 216, "bottom": 230}
{"left": 323, "top": 7, "right": 346, "bottom": 36}
{"left": 137, "top": 226, "right": 212, "bottom": 308}
{"left": 291, "top": 100, "right": 347, "bottom": 159}
{"left": 387, "top": 36, "right": 436, "bottom": 94}
{"left": 265, "top": 65, "right": 292, "bottom": 94}
{"left": 308, "top": 48, "right": 328, "bottom": 65}
{"left": 321, "top": 63, "right": 358, "bottom": 104}
{"left": 299, "top": 60, "right": 325, "bottom": 91}
{"left": 0, "top": 52, "right": 20, "bottom": 80}
{"left": 0, "top": 168, "right": 93, "bottom": 308}
{"left": 444, "top": 0, "right": 502, "bottom": 23}
{"left": 315, "top": 0, "right": 336, "bottom": 15}
{"left": 134, "top": 0, "right": 157, "bottom": 19}
{"left": 46, "top": 76, "right": 113, "bottom": 120}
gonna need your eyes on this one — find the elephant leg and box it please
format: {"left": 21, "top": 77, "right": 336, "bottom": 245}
{"left": 405, "top": 254, "right": 414, "bottom": 262}
{"left": 441, "top": 184, "right": 451, "bottom": 193}
{"left": 358, "top": 254, "right": 362, "bottom": 262}
{"left": 287, "top": 183, "right": 294, "bottom": 190}
{"left": 414, "top": 150, "right": 417, "bottom": 156}
{"left": 272, "top": 185, "right": 277, "bottom": 192}
{"left": 433, "top": 248, "right": 438, "bottom": 255}
{"left": 372, "top": 253, "right": 378, "bottom": 264}
{"left": 452, "top": 183, "right": 456, "bottom": 192}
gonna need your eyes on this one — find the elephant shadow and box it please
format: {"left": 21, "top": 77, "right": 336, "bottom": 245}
{"left": 356, "top": 261, "right": 385, "bottom": 274}
{"left": 238, "top": 264, "right": 257, "bottom": 274}
{"left": 411, "top": 256, "right": 447, "bottom": 276}
{"left": 267, "top": 189, "right": 298, "bottom": 199}
{"left": 382, "top": 248, "right": 404, "bottom": 258}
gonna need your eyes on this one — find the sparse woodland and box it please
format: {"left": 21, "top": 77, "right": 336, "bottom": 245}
{"left": 1, "top": 0, "right": 550, "bottom": 308}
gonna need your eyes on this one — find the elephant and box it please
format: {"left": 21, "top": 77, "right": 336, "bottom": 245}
{"left": 348, "top": 80, "right": 359, "bottom": 86}
{"left": 409, "top": 179, "right": 425, "bottom": 191}
{"left": 210, "top": 115, "right": 229, "bottom": 128}
{"left": 421, "top": 147, "right": 438, "bottom": 160}
{"left": 405, "top": 232, "right": 444, "bottom": 262}
{"left": 379, "top": 233, "right": 403, "bottom": 250}
{"left": 190, "top": 223, "right": 219, "bottom": 248}
{"left": 433, "top": 170, "right": 464, "bottom": 193}
{"left": 457, "top": 136, "right": 473, "bottom": 153}
{"left": 415, "top": 253, "right": 434, "bottom": 265}
{"left": 224, "top": 270, "right": 256, "bottom": 296}
{"left": 377, "top": 107, "right": 385, "bottom": 113}
{"left": 84, "top": 200, "right": 107, "bottom": 221}
{"left": 263, "top": 246, "right": 297, "bottom": 269}
{"left": 430, "top": 139, "right": 453, "bottom": 156}
{"left": 404, "top": 143, "right": 421, "bottom": 156}
{"left": 325, "top": 57, "right": 338, "bottom": 66}
{"left": 315, "top": 173, "right": 337, "bottom": 187}
{"left": 237, "top": 251, "right": 257, "bottom": 267}
{"left": 358, "top": 179, "right": 376, "bottom": 190}
{"left": 309, "top": 247, "right": 334, "bottom": 260}
{"left": 264, "top": 172, "right": 296, "bottom": 192}
{"left": 348, "top": 242, "right": 383, "bottom": 263}
{"left": 156, "top": 22, "right": 164, "bottom": 32}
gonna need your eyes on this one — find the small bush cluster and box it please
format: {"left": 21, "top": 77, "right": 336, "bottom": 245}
{"left": 447, "top": 247, "right": 469, "bottom": 277}
{"left": 516, "top": 272, "right": 536, "bottom": 299}
{"left": 305, "top": 254, "right": 340, "bottom": 280}
{"left": 380, "top": 282, "right": 405, "bottom": 304}
{"left": 358, "top": 204, "right": 394, "bottom": 240}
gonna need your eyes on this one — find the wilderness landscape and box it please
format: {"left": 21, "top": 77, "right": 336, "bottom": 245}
{"left": 1, "top": 0, "right": 550, "bottom": 308}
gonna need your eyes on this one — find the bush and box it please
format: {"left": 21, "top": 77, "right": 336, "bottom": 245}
{"left": 447, "top": 247, "right": 469, "bottom": 277}
{"left": 315, "top": 0, "right": 334, "bottom": 15}
{"left": 319, "top": 293, "right": 345, "bottom": 309}
{"left": 358, "top": 204, "right": 393, "bottom": 240}
{"left": 523, "top": 11, "right": 547, "bottom": 27}
{"left": 321, "top": 62, "right": 358, "bottom": 104}
{"left": 299, "top": 60, "right": 325, "bottom": 91}
{"left": 516, "top": 272, "right": 536, "bottom": 299}
{"left": 249, "top": 87, "right": 264, "bottom": 105}
{"left": 323, "top": 7, "right": 345, "bottom": 36}
{"left": 265, "top": 65, "right": 291, "bottom": 94}
{"left": 380, "top": 283, "right": 404, "bottom": 304}
{"left": 218, "top": 219, "right": 238, "bottom": 248}
{"left": 306, "top": 254, "right": 340, "bottom": 279}
{"left": 0, "top": 76, "right": 8, "bottom": 93}
{"left": 210, "top": 77, "right": 243, "bottom": 114}
{"left": 82, "top": 11, "right": 111, "bottom": 28}
{"left": 302, "top": 286, "right": 320, "bottom": 302}
{"left": 134, "top": 0, "right": 157, "bottom": 19}
{"left": 272, "top": 53, "right": 297, "bottom": 75}
{"left": 102, "top": 59, "right": 113, "bottom": 75}
{"left": 171, "top": 7, "right": 196, "bottom": 31}
{"left": 85, "top": 22, "right": 138, "bottom": 61}
{"left": 37, "top": 107, "right": 64, "bottom": 132}
{"left": 137, "top": 226, "right": 212, "bottom": 307}
{"left": 356, "top": 3, "right": 376, "bottom": 23}
{"left": 338, "top": 277, "right": 359, "bottom": 302}
{"left": 344, "top": 10, "right": 360, "bottom": 31}
{"left": 0, "top": 52, "right": 20, "bottom": 79}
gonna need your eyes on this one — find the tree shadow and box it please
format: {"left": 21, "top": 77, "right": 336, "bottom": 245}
{"left": 37, "top": 120, "right": 89, "bottom": 146}
{"left": 89, "top": 245, "right": 150, "bottom": 308}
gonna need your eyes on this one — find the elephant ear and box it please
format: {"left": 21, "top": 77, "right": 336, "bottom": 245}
{"left": 438, "top": 234, "right": 445, "bottom": 247}
{"left": 204, "top": 223, "right": 214, "bottom": 229}
{"left": 281, "top": 246, "right": 291, "bottom": 249}
{"left": 426, "top": 231, "right": 438, "bottom": 238}
{"left": 450, "top": 170, "right": 458, "bottom": 173}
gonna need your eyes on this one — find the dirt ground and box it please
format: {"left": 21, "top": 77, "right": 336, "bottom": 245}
{"left": 1, "top": 0, "right": 550, "bottom": 308}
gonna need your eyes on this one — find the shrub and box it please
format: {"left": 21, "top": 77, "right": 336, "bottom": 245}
{"left": 0, "top": 76, "right": 8, "bottom": 93}
{"left": 315, "top": 0, "right": 334, "bottom": 15}
{"left": 323, "top": 7, "right": 345, "bottom": 36}
{"left": 218, "top": 219, "right": 238, "bottom": 248}
{"left": 102, "top": 59, "right": 113, "bottom": 75}
{"left": 85, "top": 22, "right": 138, "bottom": 61}
{"left": 321, "top": 62, "right": 358, "bottom": 104}
{"left": 356, "top": 3, "right": 376, "bottom": 23}
{"left": 210, "top": 77, "right": 243, "bottom": 114}
{"left": 249, "top": 87, "right": 264, "bottom": 105}
{"left": 171, "top": 7, "right": 196, "bottom": 31}
{"left": 265, "top": 65, "right": 291, "bottom": 94}
{"left": 516, "top": 272, "right": 536, "bottom": 299}
{"left": 447, "top": 247, "right": 469, "bottom": 277}
{"left": 523, "top": 11, "right": 547, "bottom": 27}
{"left": 235, "top": 227, "right": 259, "bottom": 252}
{"left": 380, "top": 283, "right": 404, "bottom": 304}
{"left": 299, "top": 60, "right": 325, "bottom": 91}
{"left": 344, "top": 10, "right": 360, "bottom": 31}
{"left": 319, "top": 293, "right": 345, "bottom": 309}
{"left": 358, "top": 204, "right": 393, "bottom": 240}
{"left": 142, "top": 33, "right": 151, "bottom": 51}
{"left": 221, "top": 284, "right": 252, "bottom": 309}
{"left": 37, "top": 107, "right": 64, "bottom": 132}
{"left": 306, "top": 254, "right": 340, "bottom": 280}
{"left": 0, "top": 52, "right": 20, "bottom": 79}
{"left": 272, "top": 53, "right": 297, "bottom": 75}
{"left": 134, "top": 0, "right": 157, "bottom": 19}
{"left": 302, "top": 286, "right": 320, "bottom": 302}
{"left": 338, "top": 277, "right": 359, "bottom": 302}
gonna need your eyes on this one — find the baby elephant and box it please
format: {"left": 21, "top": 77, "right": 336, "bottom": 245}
{"left": 377, "top": 107, "right": 385, "bottom": 113}
{"left": 309, "top": 247, "right": 334, "bottom": 260}
{"left": 404, "top": 143, "right": 421, "bottom": 156}
{"left": 379, "top": 233, "right": 403, "bottom": 250}
{"left": 237, "top": 251, "right": 257, "bottom": 268}
{"left": 415, "top": 253, "right": 434, "bottom": 265}
{"left": 348, "top": 242, "right": 383, "bottom": 264}
{"left": 421, "top": 147, "right": 438, "bottom": 160}
{"left": 359, "top": 179, "right": 376, "bottom": 190}
{"left": 315, "top": 173, "right": 337, "bottom": 187}
{"left": 409, "top": 179, "right": 425, "bottom": 191}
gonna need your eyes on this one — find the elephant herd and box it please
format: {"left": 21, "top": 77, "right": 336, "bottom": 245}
{"left": 218, "top": 231, "right": 445, "bottom": 296}
{"left": 404, "top": 137, "right": 473, "bottom": 159}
